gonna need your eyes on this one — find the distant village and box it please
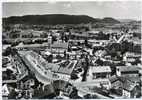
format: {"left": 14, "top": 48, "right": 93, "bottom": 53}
{"left": 2, "top": 20, "right": 142, "bottom": 99}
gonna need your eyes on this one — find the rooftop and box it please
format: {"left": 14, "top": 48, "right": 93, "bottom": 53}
{"left": 20, "top": 30, "right": 44, "bottom": 35}
{"left": 16, "top": 43, "right": 49, "bottom": 48}
{"left": 51, "top": 42, "right": 68, "bottom": 49}
{"left": 57, "top": 60, "right": 77, "bottom": 75}
{"left": 90, "top": 66, "right": 111, "bottom": 73}
{"left": 117, "top": 66, "right": 141, "bottom": 72}
{"left": 123, "top": 79, "right": 136, "bottom": 92}
{"left": 109, "top": 76, "right": 136, "bottom": 91}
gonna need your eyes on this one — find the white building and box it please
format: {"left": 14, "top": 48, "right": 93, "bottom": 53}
{"left": 116, "top": 66, "right": 141, "bottom": 77}
{"left": 87, "top": 66, "right": 111, "bottom": 80}
{"left": 2, "top": 84, "right": 10, "bottom": 97}
{"left": 51, "top": 42, "right": 68, "bottom": 54}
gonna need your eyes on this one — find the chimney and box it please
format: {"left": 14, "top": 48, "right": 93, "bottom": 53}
{"left": 116, "top": 67, "right": 121, "bottom": 77}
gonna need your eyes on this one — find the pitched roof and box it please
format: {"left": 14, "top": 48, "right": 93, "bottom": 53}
{"left": 52, "top": 80, "right": 70, "bottom": 91}
{"left": 109, "top": 76, "right": 136, "bottom": 91}
{"left": 2, "top": 84, "right": 10, "bottom": 96}
{"left": 16, "top": 43, "right": 49, "bottom": 48}
{"left": 109, "top": 75, "right": 118, "bottom": 83}
{"left": 44, "top": 84, "right": 55, "bottom": 94}
{"left": 90, "top": 66, "right": 111, "bottom": 73}
{"left": 123, "top": 80, "right": 136, "bottom": 92}
{"left": 51, "top": 42, "right": 68, "bottom": 49}
{"left": 20, "top": 30, "right": 33, "bottom": 35}
{"left": 47, "top": 63, "right": 60, "bottom": 72}
{"left": 117, "top": 66, "right": 140, "bottom": 72}
{"left": 57, "top": 60, "right": 77, "bottom": 75}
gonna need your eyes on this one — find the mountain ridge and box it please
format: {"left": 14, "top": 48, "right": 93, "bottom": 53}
{"left": 3, "top": 14, "right": 120, "bottom": 25}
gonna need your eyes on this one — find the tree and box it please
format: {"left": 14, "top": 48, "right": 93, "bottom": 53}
{"left": 71, "top": 73, "right": 79, "bottom": 80}
{"left": 82, "top": 56, "right": 90, "bottom": 81}
{"left": 68, "top": 46, "right": 71, "bottom": 52}
{"left": 47, "top": 54, "right": 53, "bottom": 63}
{"left": 92, "top": 48, "right": 95, "bottom": 55}
{"left": 61, "top": 32, "right": 65, "bottom": 42}
{"left": 8, "top": 89, "right": 18, "bottom": 99}
{"left": 3, "top": 47, "right": 12, "bottom": 56}
{"left": 40, "top": 32, "right": 47, "bottom": 38}
{"left": 52, "top": 36, "right": 57, "bottom": 43}
{"left": 4, "top": 25, "right": 11, "bottom": 31}
{"left": 78, "top": 68, "right": 82, "bottom": 72}
{"left": 64, "top": 35, "right": 69, "bottom": 42}
{"left": 132, "top": 58, "right": 141, "bottom": 65}
{"left": 84, "top": 94, "right": 91, "bottom": 99}
{"left": 84, "top": 94, "right": 97, "bottom": 99}
{"left": 84, "top": 39, "right": 88, "bottom": 47}
{"left": 121, "top": 40, "right": 131, "bottom": 54}
{"left": 68, "top": 32, "right": 72, "bottom": 39}
{"left": 85, "top": 27, "right": 90, "bottom": 31}
{"left": 64, "top": 50, "right": 66, "bottom": 58}
{"left": 69, "top": 87, "right": 78, "bottom": 99}
{"left": 95, "top": 58, "right": 103, "bottom": 66}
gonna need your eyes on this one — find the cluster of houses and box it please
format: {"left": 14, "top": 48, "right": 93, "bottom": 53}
{"left": 2, "top": 24, "right": 142, "bottom": 99}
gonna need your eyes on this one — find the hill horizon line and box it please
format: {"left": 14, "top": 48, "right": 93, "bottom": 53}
{"left": 3, "top": 14, "right": 139, "bottom": 25}
{"left": 2, "top": 14, "right": 139, "bottom": 21}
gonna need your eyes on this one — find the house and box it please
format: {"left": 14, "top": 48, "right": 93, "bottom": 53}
{"left": 47, "top": 35, "right": 52, "bottom": 49}
{"left": 2, "top": 45, "right": 11, "bottom": 52}
{"left": 69, "top": 39, "right": 84, "bottom": 44}
{"left": 2, "top": 84, "right": 18, "bottom": 99}
{"left": 116, "top": 66, "right": 141, "bottom": 77}
{"left": 109, "top": 76, "right": 130, "bottom": 90}
{"left": 123, "top": 52, "right": 141, "bottom": 63}
{"left": 53, "top": 60, "right": 78, "bottom": 81}
{"left": 32, "top": 30, "right": 44, "bottom": 38}
{"left": 70, "top": 32, "right": 92, "bottom": 40}
{"left": 40, "top": 50, "right": 52, "bottom": 59}
{"left": 76, "top": 79, "right": 111, "bottom": 89}
{"left": 20, "top": 30, "right": 46, "bottom": 38}
{"left": 52, "top": 80, "right": 74, "bottom": 97}
{"left": 43, "top": 60, "right": 77, "bottom": 81}
{"left": 88, "top": 39, "right": 109, "bottom": 47}
{"left": 2, "top": 56, "right": 10, "bottom": 66}
{"left": 15, "top": 43, "right": 49, "bottom": 51}
{"left": 2, "top": 84, "right": 10, "bottom": 97}
{"left": 34, "top": 84, "right": 55, "bottom": 98}
{"left": 122, "top": 81, "right": 140, "bottom": 98}
{"left": 20, "top": 30, "right": 33, "bottom": 38}
{"left": 90, "top": 86, "right": 110, "bottom": 97}
{"left": 51, "top": 42, "right": 68, "bottom": 54}
{"left": 109, "top": 75, "right": 141, "bottom": 98}
{"left": 9, "top": 31, "right": 21, "bottom": 38}
{"left": 88, "top": 66, "right": 111, "bottom": 79}
{"left": 22, "top": 78, "right": 35, "bottom": 89}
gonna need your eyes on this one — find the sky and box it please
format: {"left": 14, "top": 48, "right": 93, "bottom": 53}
{"left": 2, "top": 1, "right": 142, "bottom": 20}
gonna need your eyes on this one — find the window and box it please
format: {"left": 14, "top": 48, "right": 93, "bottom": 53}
{"left": 53, "top": 73, "right": 59, "bottom": 78}
{"left": 44, "top": 71, "right": 47, "bottom": 74}
{"left": 37, "top": 65, "right": 41, "bottom": 69}
{"left": 93, "top": 73, "right": 107, "bottom": 79}
{"left": 32, "top": 59, "right": 36, "bottom": 64}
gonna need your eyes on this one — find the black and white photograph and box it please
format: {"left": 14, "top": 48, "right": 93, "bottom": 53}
{"left": 1, "top": 0, "right": 142, "bottom": 99}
